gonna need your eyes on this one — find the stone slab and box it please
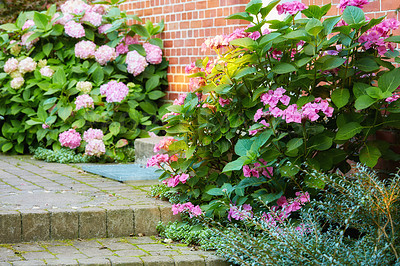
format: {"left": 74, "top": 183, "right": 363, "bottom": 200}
{"left": 50, "top": 209, "right": 79, "bottom": 240}
{"left": 81, "top": 164, "right": 159, "bottom": 182}
{"left": 134, "top": 137, "right": 163, "bottom": 165}
{"left": 21, "top": 210, "right": 50, "bottom": 242}
{"left": 0, "top": 211, "right": 21, "bottom": 243}
{"left": 78, "top": 208, "right": 107, "bottom": 239}
{"left": 133, "top": 206, "right": 161, "bottom": 236}
{"left": 106, "top": 207, "right": 134, "bottom": 238}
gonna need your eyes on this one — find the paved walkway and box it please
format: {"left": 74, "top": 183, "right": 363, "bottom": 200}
{"left": 0, "top": 155, "right": 228, "bottom": 265}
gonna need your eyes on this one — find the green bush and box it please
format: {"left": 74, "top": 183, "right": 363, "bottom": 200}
{"left": 149, "top": 0, "right": 400, "bottom": 217}
{"left": 0, "top": 0, "right": 168, "bottom": 161}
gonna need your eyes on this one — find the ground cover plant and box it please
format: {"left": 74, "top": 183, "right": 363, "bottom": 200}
{"left": 0, "top": 0, "right": 168, "bottom": 161}
{"left": 150, "top": 0, "right": 400, "bottom": 218}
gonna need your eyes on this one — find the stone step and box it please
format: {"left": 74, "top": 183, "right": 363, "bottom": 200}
{"left": 0, "top": 155, "right": 179, "bottom": 244}
{"left": 0, "top": 236, "right": 228, "bottom": 265}
{"left": 134, "top": 137, "right": 163, "bottom": 166}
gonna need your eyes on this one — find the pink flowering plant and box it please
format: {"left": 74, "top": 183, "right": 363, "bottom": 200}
{"left": 152, "top": 0, "right": 400, "bottom": 217}
{"left": 0, "top": 0, "right": 168, "bottom": 159}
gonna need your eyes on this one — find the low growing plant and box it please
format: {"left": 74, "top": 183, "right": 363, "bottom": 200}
{"left": 149, "top": 0, "right": 400, "bottom": 217}
{"left": 0, "top": 0, "right": 168, "bottom": 161}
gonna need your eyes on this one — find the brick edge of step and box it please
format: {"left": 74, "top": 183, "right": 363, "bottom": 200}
{"left": 0, "top": 205, "right": 180, "bottom": 244}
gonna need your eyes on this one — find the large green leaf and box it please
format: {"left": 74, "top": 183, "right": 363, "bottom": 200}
{"left": 245, "top": 0, "right": 263, "bottom": 15}
{"left": 222, "top": 156, "right": 250, "bottom": 172}
{"left": 331, "top": 88, "right": 350, "bottom": 109}
{"left": 92, "top": 67, "right": 104, "bottom": 85}
{"left": 305, "top": 18, "right": 324, "bottom": 36}
{"left": 58, "top": 106, "right": 72, "bottom": 121}
{"left": 286, "top": 138, "right": 303, "bottom": 152}
{"left": 378, "top": 68, "right": 400, "bottom": 93}
{"left": 237, "top": 177, "right": 266, "bottom": 189}
{"left": 359, "top": 144, "right": 381, "bottom": 167}
{"left": 33, "top": 12, "right": 49, "bottom": 29}
{"left": 355, "top": 95, "right": 376, "bottom": 110}
{"left": 336, "top": 122, "right": 363, "bottom": 140}
{"left": 145, "top": 76, "right": 160, "bottom": 92}
{"left": 342, "top": 6, "right": 365, "bottom": 25}
{"left": 109, "top": 121, "right": 121, "bottom": 136}
{"left": 230, "top": 37, "right": 257, "bottom": 49}
{"left": 309, "top": 134, "right": 332, "bottom": 151}
{"left": 235, "top": 139, "right": 253, "bottom": 157}
{"left": 148, "top": 90, "right": 165, "bottom": 100}
{"left": 226, "top": 12, "right": 254, "bottom": 22}
{"left": 384, "top": 35, "right": 400, "bottom": 43}
{"left": 0, "top": 23, "right": 19, "bottom": 31}
{"left": 272, "top": 63, "right": 297, "bottom": 74}
{"left": 322, "top": 57, "right": 346, "bottom": 70}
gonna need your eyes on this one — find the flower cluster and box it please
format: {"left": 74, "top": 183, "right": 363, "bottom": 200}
{"left": 76, "top": 81, "right": 92, "bottom": 93}
{"left": 126, "top": 50, "right": 148, "bottom": 76}
{"left": 22, "top": 20, "right": 35, "bottom": 30}
{"left": 262, "top": 192, "right": 310, "bottom": 228}
{"left": 98, "top": 23, "right": 112, "bottom": 34}
{"left": 358, "top": 18, "right": 400, "bottom": 56}
{"left": 75, "top": 41, "right": 96, "bottom": 59}
{"left": 243, "top": 159, "right": 273, "bottom": 178}
{"left": 59, "top": 129, "right": 82, "bottom": 149}
{"left": 228, "top": 204, "right": 253, "bottom": 221}
{"left": 4, "top": 58, "right": 19, "bottom": 74}
{"left": 60, "top": 0, "right": 89, "bottom": 14}
{"left": 173, "top": 94, "right": 187, "bottom": 106}
{"left": 116, "top": 36, "right": 139, "bottom": 55}
{"left": 100, "top": 80, "right": 129, "bottom": 103}
{"left": 64, "top": 20, "right": 85, "bottom": 38}
{"left": 40, "top": 66, "right": 54, "bottom": 77}
{"left": 218, "top": 97, "right": 231, "bottom": 107}
{"left": 154, "top": 137, "right": 177, "bottom": 153}
{"left": 163, "top": 173, "right": 190, "bottom": 187}
{"left": 83, "top": 128, "right": 105, "bottom": 157}
{"left": 81, "top": 11, "right": 102, "bottom": 27}
{"left": 94, "top": 45, "right": 117, "bottom": 65}
{"left": 143, "top": 43, "right": 163, "bottom": 64}
{"left": 75, "top": 94, "right": 94, "bottom": 110}
{"left": 146, "top": 153, "right": 170, "bottom": 168}
{"left": 18, "top": 57, "right": 37, "bottom": 74}
{"left": 171, "top": 202, "right": 202, "bottom": 217}
{"left": 4, "top": 57, "right": 38, "bottom": 89}
{"left": 276, "top": 1, "right": 306, "bottom": 15}
{"left": 257, "top": 87, "right": 333, "bottom": 124}
{"left": 83, "top": 128, "right": 104, "bottom": 142}
{"left": 338, "top": 0, "right": 369, "bottom": 11}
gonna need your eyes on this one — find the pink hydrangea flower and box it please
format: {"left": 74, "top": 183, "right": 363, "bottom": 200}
{"left": 85, "top": 139, "right": 106, "bottom": 157}
{"left": 75, "top": 94, "right": 94, "bottom": 110}
{"left": 40, "top": 66, "right": 54, "bottom": 77}
{"left": 83, "top": 128, "right": 104, "bottom": 142}
{"left": 21, "top": 31, "right": 39, "bottom": 48}
{"left": 228, "top": 204, "right": 253, "bottom": 221}
{"left": 18, "top": 57, "right": 37, "bottom": 74}
{"left": 219, "top": 97, "right": 231, "bottom": 107}
{"left": 188, "top": 77, "right": 205, "bottom": 91}
{"left": 126, "top": 50, "right": 148, "bottom": 76}
{"left": 116, "top": 36, "right": 139, "bottom": 55}
{"left": 283, "top": 104, "right": 302, "bottom": 123}
{"left": 4, "top": 58, "right": 19, "bottom": 74}
{"left": 143, "top": 43, "right": 163, "bottom": 64}
{"left": 338, "top": 0, "right": 369, "bottom": 11}
{"left": 88, "top": 4, "right": 108, "bottom": 15}
{"left": 146, "top": 153, "right": 170, "bottom": 168}
{"left": 386, "top": 92, "right": 400, "bottom": 103}
{"left": 22, "top": 20, "right": 35, "bottom": 30}
{"left": 10, "top": 77, "right": 25, "bottom": 89}
{"left": 162, "top": 112, "right": 180, "bottom": 120}
{"left": 173, "top": 94, "right": 187, "bottom": 105}
{"left": 171, "top": 202, "right": 202, "bottom": 217}
{"left": 99, "top": 80, "right": 129, "bottom": 103}
{"left": 75, "top": 41, "right": 97, "bottom": 59}
{"left": 59, "top": 129, "right": 82, "bottom": 149}
{"left": 185, "top": 62, "right": 197, "bottom": 74}
{"left": 76, "top": 81, "right": 92, "bottom": 93}
{"left": 52, "top": 13, "right": 74, "bottom": 25}
{"left": 61, "top": 0, "right": 90, "bottom": 14}
{"left": 98, "top": 23, "right": 112, "bottom": 34}
{"left": 154, "top": 137, "right": 177, "bottom": 152}
{"left": 95, "top": 45, "right": 117, "bottom": 65}
{"left": 276, "top": 1, "right": 306, "bottom": 15}
{"left": 81, "top": 11, "right": 102, "bottom": 27}
{"left": 163, "top": 173, "right": 190, "bottom": 187}
{"left": 64, "top": 21, "right": 85, "bottom": 38}
{"left": 42, "top": 123, "right": 50, "bottom": 129}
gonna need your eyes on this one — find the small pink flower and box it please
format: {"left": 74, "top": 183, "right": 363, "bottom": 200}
{"left": 146, "top": 154, "right": 170, "bottom": 168}
{"left": 99, "top": 81, "right": 129, "bottom": 103}
{"left": 126, "top": 50, "right": 148, "bottom": 76}
{"left": 22, "top": 20, "right": 35, "bottom": 30}
{"left": 173, "top": 94, "right": 186, "bottom": 105}
{"left": 18, "top": 57, "right": 37, "bottom": 74}
{"left": 85, "top": 139, "right": 105, "bottom": 157}
{"left": 59, "top": 129, "right": 82, "bottom": 149}
{"left": 75, "top": 94, "right": 94, "bottom": 110}
{"left": 219, "top": 97, "right": 231, "bottom": 107}
{"left": 143, "top": 43, "right": 163, "bottom": 64}
{"left": 95, "top": 45, "right": 117, "bottom": 66}
{"left": 4, "top": 58, "right": 19, "bottom": 74}
{"left": 98, "top": 23, "right": 112, "bottom": 34}
{"left": 276, "top": 1, "right": 306, "bottom": 15}
{"left": 81, "top": 11, "right": 102, "bottom": 27}
{"left": 83, "top": 128, "right": 104, "bottom": 143}
{"left": 42, "top": 124, "right": 50, "bottom": 129}
{"left": 64, "top": 21, "right": 85, "bottom": 38}
{"left": 75, "top": 41, "right": 96, "bottom": 60}
{"left": 116, "top": 36, "right": 139, "bottom": 55}
{"left": 154, "top": 137, "right": 177, "bottom": 152}
{"left": 40, "top": 66, "right": 54, "bottom": 77}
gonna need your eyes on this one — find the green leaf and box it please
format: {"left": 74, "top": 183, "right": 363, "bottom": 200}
{"left": 131, "top": 24, "right": 150, "bottom": 38}
{"left": 384, "top": 35, "right": 400, "bottom": 43}
{"left": 58, "top": 106, "right": 72, "bottom": 121}
{"left": 336, "top": 122, "right": 363, "bottom": 140}
{"left": 260, "top": 0, "right": 280, "bottom": 19}
{"left": 226, "top": 12, "right": 254, "bottom": 22}
{"left": 305, "top": 174, "right": 325, "bottom": 189}
{"left": 272, "top": 63, "right": 297, "bottom": 74}
{"left": 42, "top": 43, "right": 53, "bottom": 57}
{"left": 305, "top": 18, "right": 324, "bottom": 36}
{"left": 109, "top": 122, "right": 121, "bottom": 136}
{"left": 245, "top": 0, "right": 263, "bottom": 15}
{"left": 302, "top": 4, "right": 331, "bottom": 19}
{"left": 355, "top": 95, "right": 376, "bottom": 110}
{"left": 237, "top": 177, "right": 265, "bottom": 189}
{"left": 359, "top": 144, "right": 381, "bottom": 167}
{"left": 148, "top": 90, "right": 166, "bottom": 100}
{"left": 115, "top": 139, "right": 129, "bottom": 148}
{"left": 355, "top": 57, "right": 379, "bottom": 72}
{"left": 284, "top": 30, "right": 310, "bottom": 40}
{"left": 235, "top": 139, "right": 253, "bottom": 157}
{"left": 233, "top": 67, "right": 256, "bottom": 80}
{"left": 33, "top": 12, "right": 49, "bottom": 29}
{"left": 342, "top": 6, "right": 365, "bottom": 25}
{"left": 378, "top": 68, "right": 400, "bottom": 93}
{"left": 321, "top": 56, "right": 346, "bottom": 70}
{"left": 353, "top": 82, "right": 369, "bottom": 98}
{"left": 280, "top": 161, "right": 299, "bottom": 177}
{"left": 286, "top": 138, "right": 303, "bottom": 152}
{"left": 53, "top": 68, "right": 66, "bottom": 85}
{"left": 331, "top": 88, "right": 350, "bottom": 109}
{"left": 71, "top": 119, "right": 85, "bottom": 128}
{"left": 166, "top": 123, "right": 190, "bottom": 134}
{"left": 229, "top": 37, "right": 257, "bottom": 49}
{"left": 206, "top": 187, "right": 224, "bottom": 196}
{"left": 0, "top": 23, "right": 19, "bottom": 31}
{"left": 309, "top": 134, "right": 332, "bottom": 151}
{"left": 146, "top": 76, "right": 160, "bottom": 91}
{"left": 85, "top": 28, "right": 95, "bottom": 41}
{"left": 92, "top": 67, "right": 104, "bottom": 86}
{"left": 366, "top": 86, "right": 384, "bottom": 99}
{"left": 323, "top": 16, "right": 341, "bottom": 35}
{"left": 1, "top": 142, "right": 13, "bottom": 152}
{"left": 25, "top": 31, "right": 43, "bottom": 44}
{"left": 222, "top": 156, "right": 250, "bottom": 172}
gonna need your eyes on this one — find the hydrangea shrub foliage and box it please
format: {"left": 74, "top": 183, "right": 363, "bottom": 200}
{"left": 0, "top": 0, "right": 168, "bottom": 159}
{"left": 150, "top": 0, "right": 400, "bottom": 217}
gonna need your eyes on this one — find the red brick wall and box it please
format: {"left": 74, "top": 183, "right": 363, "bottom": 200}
{"left": 120, "top": 0, "right": 250, "bottom": 101}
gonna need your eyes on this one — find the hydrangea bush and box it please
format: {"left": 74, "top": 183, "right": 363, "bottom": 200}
{"left": 150, "top": 0, "right": 400, "bottom": 218}
{"left": 0, "top": 0, "right": 168, "bottom": 160}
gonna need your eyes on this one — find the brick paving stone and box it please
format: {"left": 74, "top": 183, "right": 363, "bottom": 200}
{"left": 113, "top": 249, "right": 148, "bottom": 257}
{"left": 133, "top": 207, "right": 161, "bottom": 236}
{"left": 204, "top": 255, "right": 230, "bottom": 266}
{"left": 173, "top": 255, "right": 206, "bottom": 266}
{"left": 141, "top": 255, "right": 174, "bottom": 266}
{"left": 21, "top": 251, "right": 56, "bottom": 260}
{"left": 107, "top": 256, "right": 143, "bottom": 265}
{"left": 96, "top": 239, "right": 136, "bottom": 251}
{"left": 77, "top": 247, "right": 115, "bottom": 257}
{"left": 12, "top": 260, "right": 46, "bottom": 266}
{"left": 0, "top": 211, "right": 21, "bottom": 243}
{"left": 105, "top": 207, "right": 134, "bottom": 238}
{"left": 21, "top": 210, "right": 50, "bottom": 242}
{"left": 45, "top": 258, "right": 79, "bottom": 266}
{"left": 50, "top": 209, "right": 79, "bottom": 240}
{"left": 13, "top": 244, "right": 45, "bottom": 252}
{"left": 78, "top": 208, "right": 107, "bottom": 239}
{"left": 77, "top": 258, "right": 111, "bottom": 265}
